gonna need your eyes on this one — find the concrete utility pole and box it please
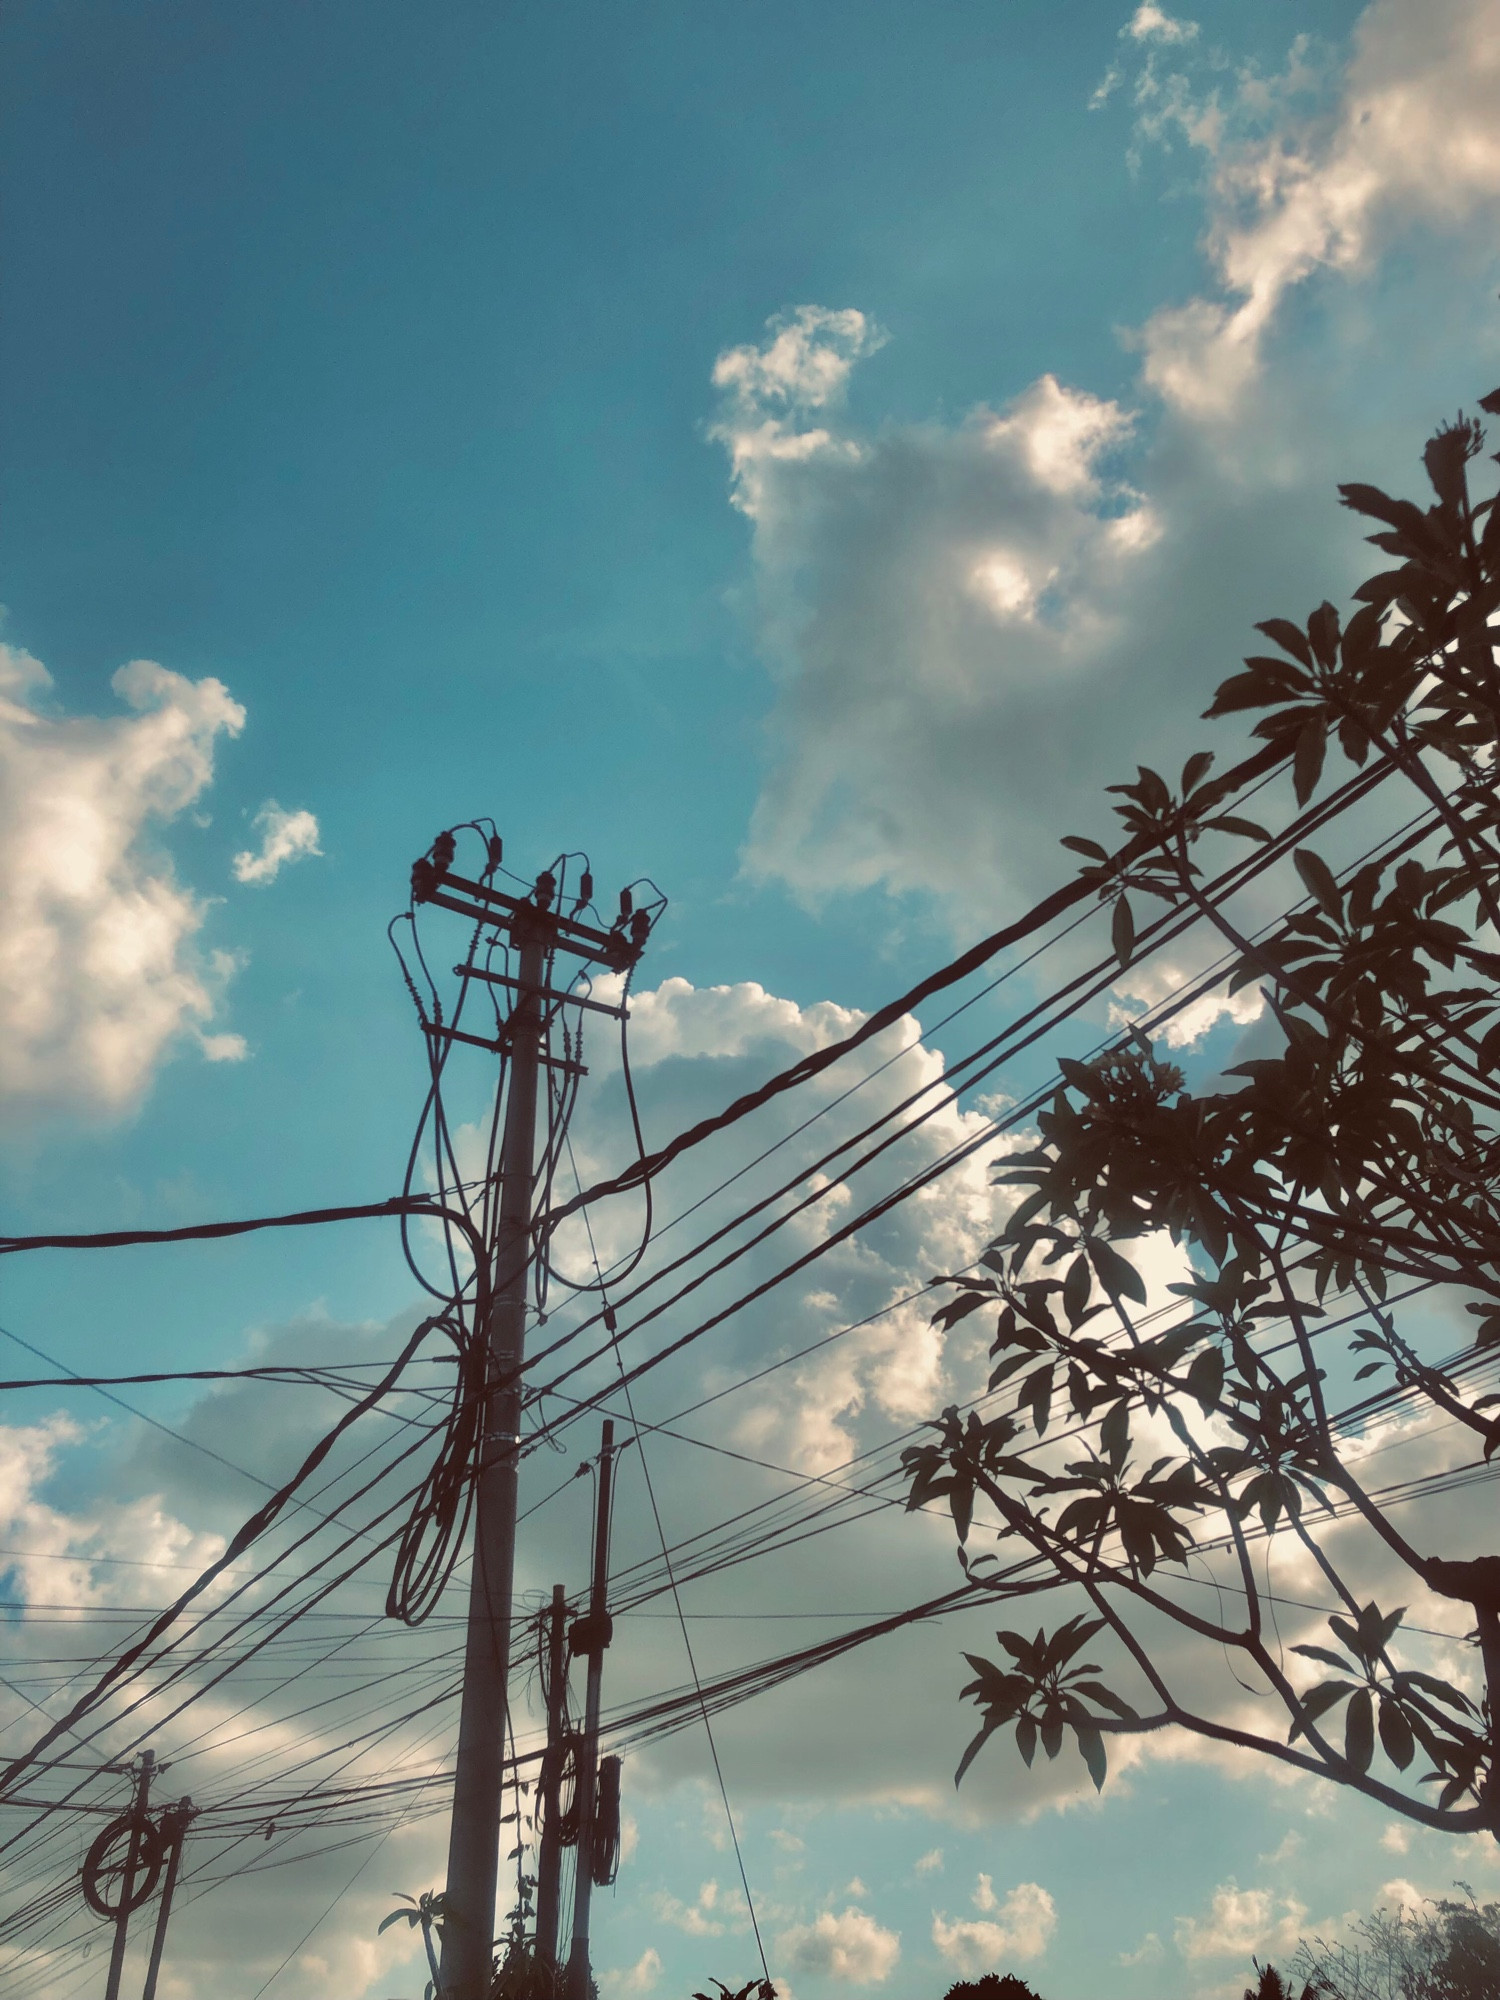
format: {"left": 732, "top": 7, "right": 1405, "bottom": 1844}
{"left": 410, "top": 836, "right": 656, "bottom": 2000}
{"left": 533, "top": 1584, "right": 570, "bottom": 1968}
{"left": 103, "top": 1749, "right": 154, "bottom": 2000}
{"left": 141, "top": 1800, "right": 195, "bottom": 2000}
{"left": 439, "top": 925, "right": 546, "bottom": 2000}
{"left": 566, "top": 1422, "right": 617, "bottom": 2000}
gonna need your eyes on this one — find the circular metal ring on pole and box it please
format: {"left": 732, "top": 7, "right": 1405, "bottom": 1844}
{"left": 82, "top": 1812, "right": 166, "bottom": 1918}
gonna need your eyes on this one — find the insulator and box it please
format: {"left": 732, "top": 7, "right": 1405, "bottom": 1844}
{"left": 411, "top": 858, "right": 438, "bottom": 904}
{"left": 630, "top": 909, "right": 650, "bottom": 946}
{"left": 579, "top": 870, "right": 594, "bottom": 907}
{"left": 536, "top": 869, "right": 556, "bottom": 910}
{"left": 618, "top": 887, "right": 633, "bottom": 921}
{"left": 432, "top": 830, "right": 456, "bottom": 872}
{"left": 487, "top": 834, "right": 504, "bottom": 871}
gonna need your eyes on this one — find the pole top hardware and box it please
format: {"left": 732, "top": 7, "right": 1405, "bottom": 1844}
{"left": 410, "top": 847, "right": 658, "bottom": 973}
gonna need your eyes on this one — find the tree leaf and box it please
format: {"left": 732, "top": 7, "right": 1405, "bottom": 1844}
{"left": 1294, "top": 713, "right": 1328, "bottom": 805}
{"left": 1088, "top": 1236, "right": 1148, "bottom": 1306}
{"left": 955, "top": 1718, "right": 1000, "bottom": 1787}
{"left": 1203, "top": 815, "right": 1272, "bottom": 841}
{"left": 1185, "top": 1344, "right": 1224, "bottom": 1416}
{"left": 1294, "top": 848, "right": 1344, "bottom": 922}
{"left": 1377, "top": 1698, "right": 1415, "bottom": 1771}
{"left": 1100, "top": 1399, "right": 1130, "bottom": 1470}
{"left": 1291, "top": 1644, "right": 1357, "bottom": 1674}
{"left": 1015, "top": 1713, "right": 1037, "bottom": 1768}
{"left": 1074, "top": 1721, "right": 1108, "bottom": 1792}
{"left": 1181, "top": 751, "right": 1215, "bottom": 795}
{"left": 1288, "top": 1679, "right": 1353, "bottom": 1741}
{"left": 1256, "top": 617, "right": 1315, "bottom": 667}
{"left": 1344, "top": 1687, "right": 1374, "bottom": 1774}
{"left": 1062, "top": 1253, "right": 1092, "bottom": 1328}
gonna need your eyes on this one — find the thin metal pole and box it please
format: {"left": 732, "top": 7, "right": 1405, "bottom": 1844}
{"left": 533, "top": 1585, "right": 569, "bottom": 1967}
{"left": 103, "top": 1749, "right": 154, "bottom": 2000}
{"left": 439, "top": 926, "right": 546, "bottom": 2000}
{"left": 140, "top": 1802, "right": 193, "bottom": 2000}
{"left": 565, "top": 1423, "right": 616, "bottom": 2000}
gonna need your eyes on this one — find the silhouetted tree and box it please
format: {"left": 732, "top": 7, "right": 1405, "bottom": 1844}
{"left": 906, "top": 387, "right": 1500, "bottom": 1840}
{"left": 1293, "top": 1887, "right": 1500, "bottom": 1997}
{"left": 1244, "top": 1960, "right": 1325, "bottom": 2000}
{"left": 940, "top": 1974, "right": 1044, "bottom": 2000}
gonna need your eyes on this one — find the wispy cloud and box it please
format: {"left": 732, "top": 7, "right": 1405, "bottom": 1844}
{"left": 232, "top": 801, "right": 322, "bottom": 886}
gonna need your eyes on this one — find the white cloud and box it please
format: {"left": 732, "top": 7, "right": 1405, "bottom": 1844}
{"left": 655, "top": 1880, "right": 730, "bottom": 1936}
{"left": 932, "top": 1881, "right": 1056, "bottom": 1973}
{"left": 1377, "top": 1877, "right": 1427, "bottom": 1917}
{"left": 778, "top": 1908, "right": 900, "bottom": 1983}
{"left": 0, "top": 645, "right": 247, "bottom": 1113}
{"left": 1136, "top": 0, "right": 1500, "bottom": 417}
{"left": 711, "top": 0, "right": 1500, "bottom": 950}
{"left": 914, "top": 1848, "right": 944, "bottom": 1876}
{"left": 1108, "top": 952, "right": 1265, "bottom": 1049}
{"left": 1174, "top": 1881, "right": 1308, "bottom": 1960}
{"left": 0, "top": 1414, "right": 228, "bottom": 1629}
{"left": 604, "top": 1948, "right": 663, "bottom": 1994}
{"left": 1129, "top": 4, "right": 1198, "bottom": 44}
{"left": 1257, "top": 1830, "right": 1303, "bottom": 1868}
{"left": 1120, "top": 1931, "right": 1165, "bottom": 1965}
{"left": 710, "top": 305, "right": 886, "bottom": 523}
{"left": 232, "top": 800, "right": 322, "bottom": 886}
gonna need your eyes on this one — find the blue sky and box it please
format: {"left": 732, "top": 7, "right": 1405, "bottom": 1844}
{"left": 4, "top": 1, "right": 1500, "bottom": 1996}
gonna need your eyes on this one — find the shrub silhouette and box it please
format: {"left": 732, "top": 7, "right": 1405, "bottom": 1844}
{"left": 941, "top": 1976, "right": 1044, "bottom": 2000}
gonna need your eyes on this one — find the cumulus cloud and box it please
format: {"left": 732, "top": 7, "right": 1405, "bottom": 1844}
{"left": 1173, "top": 1881, "right": 1308, "bottom": 1960}
{"left": 604, "top": 1947, "right": 663, "bottom": 1993}
{"left": 0, "top": 645, "right": 248, "bottom": 1113}
{"left": 712, "top": 0, "right": 1500, "bottom": 981}
{"left": 932, "top": 1880, "right": 1056, "bottom": 1972}
{"left": 1131, "top": 0, "right": 1500, "bottom": 417}
{"left": 231, "top": 801, "right": 322, "bottom": 885}
{"left": 710, "top": 306, "right": 886, "bottom": 523}
{"left": 656, "top": 1880, "right": 732, "bottom": 1936}
{"left": 778, "top": 1907, "right": 900, "bottom": 1983}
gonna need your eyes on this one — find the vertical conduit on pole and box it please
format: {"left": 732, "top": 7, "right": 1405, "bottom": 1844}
{"left": 566, "top": 1422, "right": 616, "bottom": 2000}
{"left": 439, "top": 923, "right": 546, "bottom": 2000}
{"left": 534, "top": 1584, "right": 570, "bottom": 1968}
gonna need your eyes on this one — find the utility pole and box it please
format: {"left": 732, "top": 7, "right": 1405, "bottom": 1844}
{"left": 103, "top": 1750, "right": 154, "bottom": 2000}
{"left": 409, "top": 836, "right": 656, "bottom": 2000}
{"left": 439, "top": 921, "right": 546, "bottom": 2000}
{"left": 141, "top": 1799, "right": 195, "bottom": 2000}
{"left": 566, "top": 1422, "right": 617, "bottom": 2000}
{"left": 533, "top": 1584, "right": 570, "bottom": 1968}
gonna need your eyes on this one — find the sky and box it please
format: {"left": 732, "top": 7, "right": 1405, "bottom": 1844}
{"left": 3, "top": 0, "right": 1500, "bottom": 1995}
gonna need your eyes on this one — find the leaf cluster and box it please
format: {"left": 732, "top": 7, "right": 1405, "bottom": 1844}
{"left": 908, "top": 391, "right": 1500, "bottom": 1838}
